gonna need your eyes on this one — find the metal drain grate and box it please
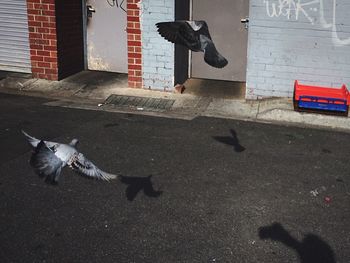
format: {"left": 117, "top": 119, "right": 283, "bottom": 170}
{"left": 104, "top": 95, "right": 175, "bottom": 111}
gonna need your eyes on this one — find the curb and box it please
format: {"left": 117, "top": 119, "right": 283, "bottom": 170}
{"left": 257, "top": 108, "right": 350, "bottom": 132}
{"left": 1, "top": 74, "right": 350, "bottom": 133}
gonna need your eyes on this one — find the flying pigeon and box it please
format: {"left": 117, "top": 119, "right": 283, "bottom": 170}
{"left": 156, "top": 20, "right": 228, "bottom": 68}
{"left": 22, "top": 130, "right": 117, "bottom": 185}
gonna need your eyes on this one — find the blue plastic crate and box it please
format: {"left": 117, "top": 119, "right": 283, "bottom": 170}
{"left": 298, "top": 96, "right": 348, "bottom": 112}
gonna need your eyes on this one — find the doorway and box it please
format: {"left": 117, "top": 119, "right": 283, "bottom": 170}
{"left": 85, "top": 0, "right": 128, "bottom": 73}
{"left": 191, "top": 0, "right": 249, "bottom": 82}
{"left": 180, "top": 0, "right": 249, "bottom": 99}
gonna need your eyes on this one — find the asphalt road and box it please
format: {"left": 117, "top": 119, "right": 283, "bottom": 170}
{"left": 0, "top": 93, "right": 349, "bottom": 263}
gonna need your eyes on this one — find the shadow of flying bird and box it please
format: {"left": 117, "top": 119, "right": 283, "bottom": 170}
{"left": 156, "top": 20, "right": 228, "bottom": 68}
{"left": 119, "top": 175, "right": 163, "bottom": 201}
{"left": 213, "top": 129, "right": 245, "bottom": 152}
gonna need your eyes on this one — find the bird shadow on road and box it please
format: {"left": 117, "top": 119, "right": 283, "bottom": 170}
{"left": 258, "top": 222, "right": 336, "bottom": 263}
{"left": 104, "top": 123, "right": 120, "bottom": 128}
{"left": 213, "top": 129, "right": 245, "bottom": 152}
{"left": 118, "top": 175, "right": 163, "bottom": 201}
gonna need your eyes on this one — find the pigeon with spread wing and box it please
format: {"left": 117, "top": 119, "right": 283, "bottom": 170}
{"left": 22, "top": 130, "right": 117, "bottom": 185}
{"left": 156, "top": 20, "right": 228, "bottom": 68}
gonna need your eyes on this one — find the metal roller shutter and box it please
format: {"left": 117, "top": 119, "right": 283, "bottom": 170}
{"left": 0, "top": 0, "right": 31, "bottom": 73}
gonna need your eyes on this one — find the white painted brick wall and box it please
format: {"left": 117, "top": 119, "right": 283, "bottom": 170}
{"left": 140, "top": 0, "right": 175, "bottom": 91}
{"left": 246, "top": 0, "right": 350, "bottom": 99}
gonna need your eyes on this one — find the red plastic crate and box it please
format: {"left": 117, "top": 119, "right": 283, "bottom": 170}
{"left": 294, "top": 80, "right": 350, "bottom": 104}
{"left": 294, "top": 80, "right": 350, "bottom": 115}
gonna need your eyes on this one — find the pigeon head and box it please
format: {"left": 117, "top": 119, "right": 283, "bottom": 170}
{"left": 69, "top": 138, "right": 79, "bottom": 147}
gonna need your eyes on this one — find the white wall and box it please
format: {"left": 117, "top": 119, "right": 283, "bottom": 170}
{"left": 140, "top": 0, "right": 175, "bottom": 91}
{"left": 246, "top": 0, "right": 350, "bottom": 99}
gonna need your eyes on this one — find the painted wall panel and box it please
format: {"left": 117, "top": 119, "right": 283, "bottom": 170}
{"left": 86, "top": 0, "right": 127, "bottom": 73}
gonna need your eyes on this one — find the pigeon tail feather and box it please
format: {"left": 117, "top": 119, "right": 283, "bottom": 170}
{"left": 204, "top": 51, "right": 228, "bottom": 68}
{"left": 44, "top": 166, "right": 62, "bottom": 185}
{"left": 30, "top": 140, "right": 63, "bottom": 184}
{"left": 203, "top": 40, "right": 228, "bottom": 68}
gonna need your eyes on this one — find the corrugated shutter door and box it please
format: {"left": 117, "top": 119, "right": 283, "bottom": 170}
{"left": 0, "top": 0, "right": 31, "bottom": 73}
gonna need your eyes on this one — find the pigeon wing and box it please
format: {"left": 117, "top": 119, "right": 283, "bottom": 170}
{"left": 69, "top": 152, "right": 117, "bottom": 181}
{"left": 156, "top": 21, "right": 199, "bottom": 50}
{"left": 22, "top": 130, "right": 40, "bottom": 148}
{"left": 202, "top": 36, "right": 228, "bottom": 68}
{"left": 30, "top": 140, "right": 63, "bottom": 185}
{"left": 22, "top": 130, "right": 58, "bottom": 149}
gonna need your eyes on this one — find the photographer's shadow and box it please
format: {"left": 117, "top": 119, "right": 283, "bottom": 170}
{"left": 259, "top": 223, "right": 336, "bottom": 263}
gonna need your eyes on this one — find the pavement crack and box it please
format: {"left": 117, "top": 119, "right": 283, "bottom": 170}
{"left": 255, "top": 100, "right": 261, "bottom": 120}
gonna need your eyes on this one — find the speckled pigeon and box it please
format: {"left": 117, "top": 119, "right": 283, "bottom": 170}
{"left": 156, "top": 20, "right": 228, "bottom": 68}
{"left": 22, "top": 130, "right": 117, "bottom": 185}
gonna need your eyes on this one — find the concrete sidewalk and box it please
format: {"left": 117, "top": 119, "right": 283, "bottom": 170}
{"left": 1, "top": 70, "right": 350, "bottom": 132}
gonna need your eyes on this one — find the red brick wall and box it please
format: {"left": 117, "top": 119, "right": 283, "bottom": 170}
{"left": 27, "top": 0, "right": 143, "bottom": 85}
{"left": 27, "top": 0, "right": 58, "bottom": 80}
{"left": 127, "top": 0, "right": 142, "bottom": 88}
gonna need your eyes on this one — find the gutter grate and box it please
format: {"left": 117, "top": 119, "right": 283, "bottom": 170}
{"left": 104, "top": 95, "right": 175, "bottom": 111}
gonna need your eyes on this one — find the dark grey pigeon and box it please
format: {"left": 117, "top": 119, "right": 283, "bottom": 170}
{"left": 22, "top": 130, "right": 117, "bottom": 185}
{"left": 156, "top": 20, "right": 228, "bottom": 68}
